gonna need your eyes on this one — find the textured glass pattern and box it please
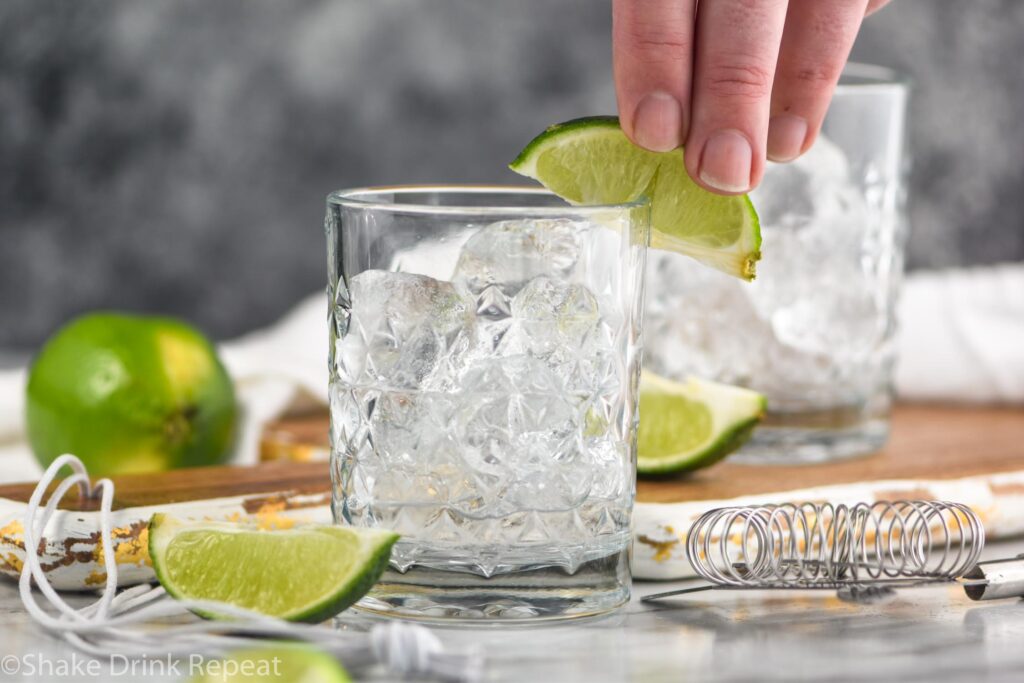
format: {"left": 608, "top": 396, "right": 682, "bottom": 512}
{"left": 326, "top": 189, "right": 646, "bottom": 620}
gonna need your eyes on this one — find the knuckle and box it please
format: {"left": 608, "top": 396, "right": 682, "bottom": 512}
{"left": 733, "top": 0, "right": 768, "bottom": 12}
{"left": 623, "top": 25, "right": 691, "bottom": 62}
{"left": 703, "top": 61, "right": 773, "bottom": 101}
{"left": 792, "top": 61, "right": 843, "bottom": 87}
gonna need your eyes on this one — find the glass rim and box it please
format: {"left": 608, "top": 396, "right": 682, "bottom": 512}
{"left": 327, "top": 184, "right": 648, "bottom": 216}
{"left": 835, "top": 62, "right": 910, "bottom": 93}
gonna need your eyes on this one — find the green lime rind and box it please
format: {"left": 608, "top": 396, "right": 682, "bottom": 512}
{"left": 649, "top": 190, "right": 761, "bottom": 282}
{"left": 509, "top": 115, "right": 621, "bottom": 174}
{"left": 509, "top": 116, "right": 761, "bottom": 281}
{"left": 639, "top": 414, "right": 761, "bottom": 477}
{"left": 149, "top": 514, "right": 398, "bottom": 623}
{"left": 190, "top": 644, "right": 351, "bottom": 683}
{"left": 25, "top": 312, "right": 237, "bottom": 476}
{"left": 637, "top": 373, "right": 766, "bottom": 476}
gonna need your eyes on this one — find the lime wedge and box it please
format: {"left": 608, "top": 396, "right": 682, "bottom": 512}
{"left": 510, "top": 116, "right": 761, "bottom": 280}
{"left": 638, "top": 372, "right": 766, "bottom": 475}
{"left": 190, "top": 644, "right": 351, "bottom": 683}
{"left": 149, "top": 514, "right": 398, "bottom": 622}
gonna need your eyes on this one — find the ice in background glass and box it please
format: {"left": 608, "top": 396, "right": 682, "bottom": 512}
{"left": 326, "top": 187, "right": 648, "bottom": 621}
{"left": 646, "top": 65, "right": 909, "bottom": 463}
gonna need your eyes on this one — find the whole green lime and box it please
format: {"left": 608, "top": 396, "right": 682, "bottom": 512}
{"left": 26, "top": 313, "right": 237, "bottom": 476}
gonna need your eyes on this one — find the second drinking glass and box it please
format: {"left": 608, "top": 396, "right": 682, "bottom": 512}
{"left": 645, "top": 65, "right": 909, "bottom": 463}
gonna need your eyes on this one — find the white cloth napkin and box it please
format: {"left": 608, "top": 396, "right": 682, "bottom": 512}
{"left": 1, "top": 263, "right": 1022, "bottom": 484}
{"left": 895, "top": 263, "right": 1024, "bottom": 403}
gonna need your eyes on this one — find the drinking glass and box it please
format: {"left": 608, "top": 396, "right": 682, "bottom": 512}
{"left": 325, "top": 186, "right": 648, "bottom": 621}
{"left": 645, "top": 64, "right": 909, "bottom": 463}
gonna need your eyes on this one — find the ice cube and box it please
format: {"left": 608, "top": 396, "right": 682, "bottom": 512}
{"left": 512, "top": 276, "right": 601, "bottom": 355}
{"left": 582, "top": 440, "right": 630, "bottom": 501}
{"left": 508, "top": 464, "right": 594, "bottom": 513}
{"left": 453, "top": 357, "right": 590, "bottom": 515}
{"left": 746, "top": 132, "right": 879, "bottom": 360}
{"left": 452, "top": 218, "right": 582, "bottom": 299}
{"left": 335, "top": 270, "right": 475, "bottom": 389}
{"left": 458, "top": 356, "right": 577, "bottom": 436}
{"left": 366, "top": 390, "right": 458, "bottom": 467}
{"left": 451, "top": 218, "right": 583, "bottom": 363}
{"left": 751, "top": 133, "right": 859, "bottom": 232}
{"left": 644, "top": 250, "right": 764, "bottom": 386}
{"left": 453, "top": 356, "right": 579, "bottom": 504}
{"left": 769, "top": 287, "right": 882, "bottom": 358}
{"left": 750, "top": 161, "right": 816, "bottom": 229}
{"left": 387, "top": 227, "right": 475, "bottom": 281}
{"left": 644, "top": 131, "right": 886, "bottom": 411}
{"left": 469, "top": 283, "right": 517, "bottom": 357}
{"left": 500, "top": 276, "right": 619, "bottom": 393}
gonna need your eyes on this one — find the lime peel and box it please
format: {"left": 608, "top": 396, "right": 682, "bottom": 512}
{"left": 638, "top": 373, "right": 766, "bottom": 475}
{"left": 149, "top": 514, "right": 398, "bottom": 623}
{"left": 510, "top": 116, "right": 761, "bottom": 281}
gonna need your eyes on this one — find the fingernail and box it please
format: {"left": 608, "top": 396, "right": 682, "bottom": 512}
{"left": 632, "top": 91, "right": 683, "bottom": 152}
{"left": 698, "top": 130, "right": 752, "bottom": 193}
{"left": 767, "top": 115, "right": 808, "bottom": 162}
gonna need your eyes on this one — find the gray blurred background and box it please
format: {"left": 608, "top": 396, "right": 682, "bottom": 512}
{"left": 2, "top": 0, "right": 1023, "bottom": 349}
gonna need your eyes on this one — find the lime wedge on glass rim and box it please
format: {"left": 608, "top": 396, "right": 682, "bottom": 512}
{"left": 149, "top": 514, "right": 398, "bottom": 623}
{"left": 637, "top": 373, "right": 766, "bottom": 475}
{"left": 510, "top": 116, "right": 761, "bottom": 280}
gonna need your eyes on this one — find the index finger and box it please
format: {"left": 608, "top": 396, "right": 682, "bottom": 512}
{"left": 613, "top": 0, "right": 697, "bottom": 152}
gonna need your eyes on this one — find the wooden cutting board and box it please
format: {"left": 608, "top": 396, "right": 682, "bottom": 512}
{"left": 2, "top": 404, "right": 1022, "bottom": 587}
{"left": 258, "top": 403, "right": 1024, "bottom": 503}
{"left": 209, "top": 402, "right": 1024, "bottom": 580}
{"left": 0, "top": 461, "right": 335, "bottom": 590}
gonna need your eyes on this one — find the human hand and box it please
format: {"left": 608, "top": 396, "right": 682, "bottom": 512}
{"left": 613, "top": 0, "right": 891, "bottom": 194}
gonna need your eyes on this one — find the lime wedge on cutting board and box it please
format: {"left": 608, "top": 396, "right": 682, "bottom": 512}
{"left": 510, "top": 116, "right": 761, "bottom": 280}
{"left": 638, "top": 373, "right": 766, "bottom": 475}
{"left": 149, "top": 514, "right": 397, "bottom": 623}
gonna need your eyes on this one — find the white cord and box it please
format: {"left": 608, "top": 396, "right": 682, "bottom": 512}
{"left": 18, "top": 454, "right": 483, "bottom": 682}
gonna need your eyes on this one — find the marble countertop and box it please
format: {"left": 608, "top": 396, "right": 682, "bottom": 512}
{"left": 3, "top": 540, "right": 1024, "bottom": 682}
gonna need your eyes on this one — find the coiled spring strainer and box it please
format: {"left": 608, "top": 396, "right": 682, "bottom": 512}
{"left": 643, "top": 501, "right": 1024, "bottom": 603}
